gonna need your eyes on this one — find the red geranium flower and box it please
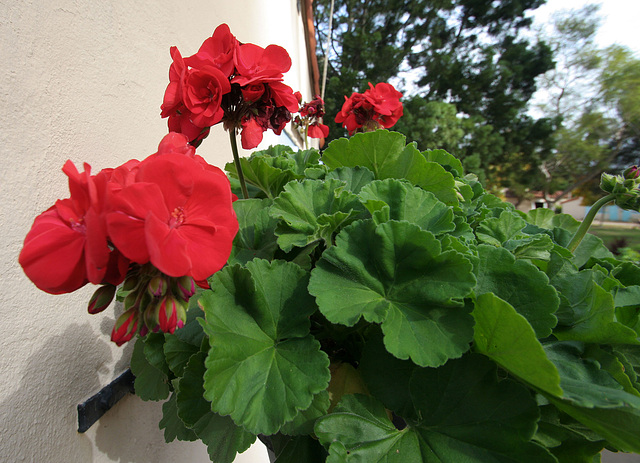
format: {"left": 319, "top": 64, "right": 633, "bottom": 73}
{"left": 106, "top": 153, "right": 238, "bottom": 281}
{"left": 19, "top": 162, "right": 128, "bottom": 294}
{"left": 335, "top": 82, "right": 403, "bottom": 135}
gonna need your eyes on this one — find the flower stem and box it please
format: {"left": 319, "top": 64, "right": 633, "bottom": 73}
{"left": 229, "top": 129, "right": 249, "bottom": 199}
{"left": 567, "top": 193, "right": 616, "bottom": 253}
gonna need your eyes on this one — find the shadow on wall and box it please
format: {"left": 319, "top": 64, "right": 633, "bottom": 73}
{"left": 0, "top": 323, "right": 113, "bottom": 462}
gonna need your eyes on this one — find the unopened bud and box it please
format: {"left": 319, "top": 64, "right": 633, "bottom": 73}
{"left": 158, "top": 295, "right": 187, "bottom": 334}
{"left": 148, "top": 276, "right": 167, "bottom": 297}
{"left": 600, "top": 173, "right": 617, "bottom": 193}
{"left": 88, "top": 284, "right": 116, "bottom": 314}
{"left": 176, "top": 276, "right": 196, "bottom": 300}
{"left": 624, "top": 166, "right": 639, "bottom": 180}
{"left": 110, "top": 308, "right": 139, "bottom": 346}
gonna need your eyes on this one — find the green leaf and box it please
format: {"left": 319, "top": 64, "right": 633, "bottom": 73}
{"left": 358, "top": 178, "right": 455, "bottom": 235}
{"left": 472, "top": 293, "right": 562, "bottom": 396}
{"left": 504, "top": 234, "right": 555, "bottom": 261}
{"left": 570, "top": 233, "right": 614, "bottom": 269}
{"left": 408, "top": 355, "right": 556, "bottom": 462}
{"left": 316, "top": 356, "right": 556, "bottom": 462}
{"left": 130, "top": 336, "right": 170, "bottom": 401}
{"left": 612, "top": 262, "right": 640, "bottom": 286}
{"left": 270, "top": 179, "right": 366, "bottom": 251}
{"left": 270, "top": 434, "right": 328, "bottom": 463}
{"left": 527, "top": 209, "right": 580, "bottom": 234}
{"left": 475, "top": 245, "right": 559, "bottom": 338}
{"left": 544, "top": 342, "right": 638, "bottom": 407}
{"left": 143, "top": 332, "right": 170, "bottom": 376}
{"left": 359, "top": 330, "right": 418, "bottom": 418}
{"left": 476, "top": 210, "right": 526, "bottom": 246}
{"left": 163, "top": 307, "right": 204, "bottom": 377}
{"left": 422, "top": 148, "right": 464, "bottom": 177}
{"left": 584, "top": 345, "right": 640, "bottom": 397}
{"left": 225, "top": 154, "right": 303, "bottom": 199}
{"left": 321, "top": 131, "right": 459, "bottom": 205}
{"left": 325, "top": 166, "right": 375, "bottom": 194}
{"left": 176, "top": 351, "right": 256, "bottom": 463}
{"left": 159, "top": 393, "right": 197, "bottom": 442}
{"left": 280, "top": 391, "right": 331, "bottom": 436}
{"left": 309, "top": 220, "right": 476, "bottom": 367}
{"left": 228, "top": 198, "right": 279, "bottom": 265}
{"left": 201, "top": 260, "right": 330, "bottom": 434}
{"left": 550, "top": 270, "right": 639, "bottom": 344}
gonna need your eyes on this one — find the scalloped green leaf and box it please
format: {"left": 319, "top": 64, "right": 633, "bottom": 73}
{"left": 163, "top": 307, "right": 205, "bottom": 377}
{"left": 612, "top": 262, "right": 640, "bottom": 287}
{"left": 130, "top": 336, "right": 170, "bottom": 401}
{"left": 358, "top": 178, "right": 455, "bottom": 235}
{"left": 476, "top": 210, "right": 527, "bottom": 246}
{"left": 475, "top": 245, "right": 559, "bottom": 338}
{"left": 316, "top": 356, "right": 556, "bottom": 462}
{"left": 225, "top": 154, "right": 303, "bottom": 199}
{"left": 543, "top": 342, "right": 640, "bottom": 452}
{"left": 270, "top": 179, "right": 366, "bottom": 252}
{"left": 359, "top": 330, "right": 418, "bottom": 418}
{"left": 473, "top": 293, "right": 562, "bottom": 396}
{"left": 280, "top": 391, "right": 331, "bottom": 436}
{"left": 551, "top": 270, "right": 639, "bottom": 344}
{"left": 143, "top": 332, "right": 170, "bottom": 376}
{"left": 422, "top": 148, "right": 464, "bottom": 177}
{"left": 228, "top": 198, "right": 279, "bottom": 265}
{"left": 325, "top": 166, "right": 375, "bottom": 194}
{"left": 527, "top": 209, "right": 580, "bottom": 234}
{"left": 504, "top": 234, "right": 555, "bottom": 261}
{"left": 176, "top": 351, "right": 256, "bottom": 463}
{"left": 160, "top": 392, "right": 197, "bottom": 443}
{"left": 321, "top": 130, "right": 458, "bottom": 205}
{"left": 309, "top": 220, "right": 476, "bottom": 367}
{"left": 201, "top": 260, "right": 330, "bottom": 434}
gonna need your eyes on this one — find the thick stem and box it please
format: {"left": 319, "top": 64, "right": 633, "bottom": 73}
{"left": 229, "top": 129, "right": 249, "bottom": 199}
{"left": 567, "top": 194, "right": 616, "bottom": 253}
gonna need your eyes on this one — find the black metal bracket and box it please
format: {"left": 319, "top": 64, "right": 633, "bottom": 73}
{"left": 77, "top": 368, "right": 135, "bottom": 433}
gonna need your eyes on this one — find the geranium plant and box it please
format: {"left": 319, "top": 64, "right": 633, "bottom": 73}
{"left": 20, "top": 24, "right": 640, "bottom": 463}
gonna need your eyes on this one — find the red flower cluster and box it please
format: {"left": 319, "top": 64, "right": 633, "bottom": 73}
{"left": 160, "top": 24, "right": 299, "bottom": 149}
{"left": 20, "top": 133, "right": 239, "bottom": 343}
{"left": 335, "top": 82, "right": 404, "bottom": 135}
{"left": 293, "top": 93, "right": 330, "bottom": 140}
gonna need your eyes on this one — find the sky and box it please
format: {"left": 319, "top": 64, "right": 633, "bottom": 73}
{"left": 530, "top": 0, "right": 640, "bottom": 56}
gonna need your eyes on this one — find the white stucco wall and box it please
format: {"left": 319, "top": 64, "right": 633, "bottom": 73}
{"left": 0, "top": 1, "right": 313, "bottom": 461}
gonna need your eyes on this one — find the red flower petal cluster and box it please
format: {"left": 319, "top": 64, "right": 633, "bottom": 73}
{"left": 19, "top": 162, "right": 129, "bottom": 294}
{"left": 294, "top": 94, "right": 330, "bottom": 139}
{"left": 335, "top": 82, "right": 404, "bottom": 135}
{"left": 20, "top": 133, "right": 239, "bottom": 343}
{"left": 160, "top": 24, "right": 299, "bottom": 149}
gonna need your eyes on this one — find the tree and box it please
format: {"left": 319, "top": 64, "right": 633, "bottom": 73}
{"left": 534, "top": 5, "right": 640, "bottom": 207}
{"left": 314, "top": 0, "right": 555, "bottom": 190}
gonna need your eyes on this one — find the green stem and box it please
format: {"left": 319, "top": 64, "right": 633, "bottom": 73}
{"left": 567, "top": 193, "right": 616, "bottom": 253}
{"left": 229, "top": 129, "right": 249, "bottom": 199}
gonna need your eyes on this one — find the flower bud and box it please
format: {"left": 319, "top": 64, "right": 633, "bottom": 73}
{"left": 176, "top": 276, "right": 196, "bottom": 300}
{"left": 143, "top": 300, "right": 161, "bottom": 332}
{"left": 158, "top": 295, "right": 187, "bottom": 334}
{"left": 110, "top": 308, "right": 139, "bottom": 346}
{"left": 147, "top": 276, "right": 168, "bottom": 298}
{"left": 122, "top": 274, "right": 139, "bottom": 292}
{"left": 600, "top": 173, "right": 617, "bottom": 193}
{"left": 624, "top": 166, "right": 639, "bottom": 180}
{"left": 87, "top": 284, "right": 116, "bottom": 314}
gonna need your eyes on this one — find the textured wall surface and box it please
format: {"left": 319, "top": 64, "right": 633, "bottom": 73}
{"left": 0, "top": 1, "right": 311, "bottom": 461}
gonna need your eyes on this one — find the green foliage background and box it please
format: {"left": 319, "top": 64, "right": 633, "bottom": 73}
{"left": 131, "top": 132, "right": 640, "bottom": 462}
